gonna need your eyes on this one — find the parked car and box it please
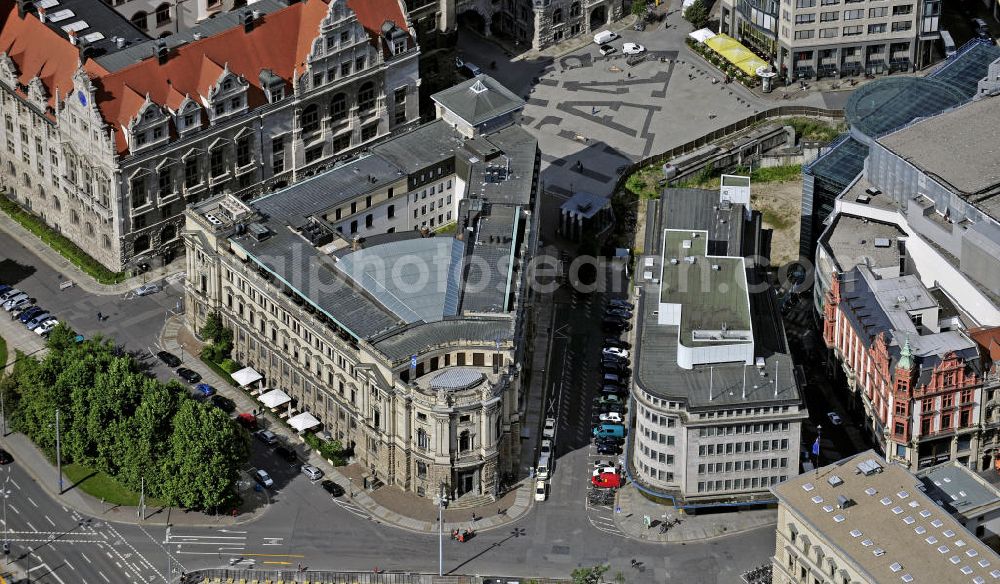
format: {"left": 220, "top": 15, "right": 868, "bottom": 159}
{"left": 633, "top": 20, "right": 645, "bottom": 31}
{"left": 603, "top": 337, "right": 629, "bottom": 349}
{"left": 4, "top": 294, "right": 30, "bottom": 312}
{"left": 34, "top": 319, "right": 58, "bottom": 336}
{"left": 254, "top": 469, "right": 274, "bottom": 488}
{"left": 0, "top": 288, "right": 21, "bottom": 302}
{"left": 605, "top": 308, "right": 632, "bottom": 320}
{"left": 275, "top": 446, "right": 298, "bottom": 463}
{"left": 134, "top": 283, "right": 163, "bottom": 296}
{"left": 542, "top": 418, "right": 556, "bottom": 439}
{"left": 599, "top": 412, "right": 623, "bottom": 423}
{"left": 595, "top": 439, "right": 620, "bottom": 455}
{"left": 0, "top": 449, "right": 11, "bottom": 464}
{"left": 599, "top": 44, "right": 616, "bottom": 56}
{"left": 827, "top": 411, "right": 843, "bottom": 425}
{"left": 593, "top": 466, "right": 618, "bottom": 477}
{"left": 608, "top": 299, "right": 634, "bottom": 310}
{"left": 622, "top": 43, "right": 646, "bottom": 55}
{"left": 16, "top": 306, "right": 44, "bottom": 323}
{"left": 195, "top": 383, "right": 216, "bottom": 397}
{"left": 540, "top": 439, "right": 553, "bottom": 456}
{"left": 534, "top": 480, "right": 548, "bottom": 502}
{"left": 254, "top": 429, "right": 278, "bottom": 446}
{"left": 592, "top": 471, "right": 623, "bottom": 489}
{"left": 0, "top": 285, "right": 10, "bottom": 297}
{"left": 321, "top": 479, "right": 345, "bottom": 497}
{"left": 301, "top": 464, "right": 324, "bottom": 480}
{"left": 593, "top": 424, "right": 625, "bottom": 440}
{"left": 211, "top": 395, "right": 236, "bottom": 413}
{"left": 603, "top": 347, "right": 630, "bottom": 360}
{"left": 237, "top": 413, "right": 259, "bottom": 430}
{"left": 157, "top": 351, "right": 181, "bottom": 367}
{"left": 176, "top": 368, "right": 201, "bottom": 383}
{"left": 25, "top": 312, "right": 51, "bottom": 330}
{"left": 597, "top": 394, "right": 622, "bottom": 404}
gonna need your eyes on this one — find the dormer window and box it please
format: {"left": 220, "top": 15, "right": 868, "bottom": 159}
{"left": 214, "top": 103, "right": 225, "bottom": 116}
{"left": 394, "top": 39, "right": 405, "bottom": 54}
{"left": 223, "top": 79, "right": 233, "bottom": 91}
{"left": 144, "top": 110, "right": 156, "bottom": 122}
{"left": 230, "top": 96, "right": 241, "bottom": 109}
{"left": 153, "top": 127, "right": 164, "bottom": 140}
{"left": 184, "top": 113, "right": 195, "bottom": 126}
{"left": 136, "top": 132, "right": 148, "bottom": 146}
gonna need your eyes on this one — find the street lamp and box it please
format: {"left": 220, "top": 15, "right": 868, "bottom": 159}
{"left": 436, "top": 484, "right": 448, "bottom": 577}
{"left": 2, "top": 467, "right": 11, "bottom": 561}
{"left": 51, "top": 408, "right": 64, "bottom": 494}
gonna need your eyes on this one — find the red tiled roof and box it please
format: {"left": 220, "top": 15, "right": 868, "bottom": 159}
{"left": 1, "top": 0, "right": 410, "bottom": 154}
{"left": 0, "top": 2, "right": 109, "bottom": 111}
{"left": 970, "top": 327, "right": 1000, "bottom": 364}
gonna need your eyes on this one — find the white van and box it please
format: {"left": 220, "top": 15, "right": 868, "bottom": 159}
{"left": 940, "top": 30, "right": 956, "bottom": 58}
{"left": 536, "top": 454, "right": 552, "bottom": 480}
{"left": 593, "top": 30, "right": 618, "bottom": 45}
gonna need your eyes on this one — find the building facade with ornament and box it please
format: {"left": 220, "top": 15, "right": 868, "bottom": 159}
{"left": 0, "top": 0, "right": 420, "bottom": 273}
{"left": 813, "top": 95, "right": 1000, "bottom": 472}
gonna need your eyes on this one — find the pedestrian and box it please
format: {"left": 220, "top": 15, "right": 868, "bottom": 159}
{"left": 97, "top": 311, "right": 103, "bottom": 321}
{"left": 631, "top": 558, "right": 637, "bottom": 567}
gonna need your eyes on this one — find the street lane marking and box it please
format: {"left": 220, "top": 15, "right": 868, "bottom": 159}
{"left": 98, "top": 570, "right": 110, "bottom": 583}
{"left": 8, "top": 504, "right": 18, "bottom": 515}
{"left": 65, "top": 559, "right": 75, "bottom": 571}
{"left": 242, "top": 553, "right": 305, "bottom": 558}
{"left": 26, "top": 496, "right": 37, "bottom": 508}
{"left": 45, "top": 514, "right": 55, "bottom": 526}
{"left": 9, "top": 479, "right": 18, "bottom": 490}
{"left": 263, "top": 561, "right": 292, "bottom": 565}
{"left": 26, "top": 521, "right": 36, "bottom": 532}
{"left": 81, "top": 552, "right": 92, "bottom": 563}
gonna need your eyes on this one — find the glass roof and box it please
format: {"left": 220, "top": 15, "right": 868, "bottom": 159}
{"left": 844, "top": 77, "right": 968, "bottom": 138}
{"left": 805, "top": 135, "right": 869, "bottom": 188}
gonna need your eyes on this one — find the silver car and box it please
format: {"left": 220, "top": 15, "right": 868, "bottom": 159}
{"left": 301, "top": 464, "right": 323, "bottom": 480}
{"left": 3, "top": 293, "right": 29, "bottom": 311}
{"left": 135, "top": 283, "right": 163, "bottom": 296}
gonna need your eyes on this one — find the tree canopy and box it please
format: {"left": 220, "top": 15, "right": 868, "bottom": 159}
{"left": 6, "top": 324, "right": 249, "bottom": 510}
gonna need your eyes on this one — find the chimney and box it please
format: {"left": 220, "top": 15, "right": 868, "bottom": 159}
{"left": 68, "top": 29, "right": 78, "bottom": 46}
{"left": 155, "top": 39, "right": 168, "bottom": 65}
{"left": 16, "top": 0, "right": 32, "bottom": 18}
{"left": 38, "top": 6, "right": 46, "bottom": 23}
{"left": 115, "top": 36, "right": 126, "bottom": 49}
{"left": 243, "top": 10, "right": 256, "bottom": 33}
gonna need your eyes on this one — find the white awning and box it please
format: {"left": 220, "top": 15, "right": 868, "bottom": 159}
{"left": 231, "top": 367, "right": 263, "bottom": 387}
{"left": 288, "top": 412, "right": 321, "bottom": 432}
{"left": 258, "top": 389, "right": 291, "bottom": 409}
{"left": 689, "top": 28, "right": 716, "bottom": 43}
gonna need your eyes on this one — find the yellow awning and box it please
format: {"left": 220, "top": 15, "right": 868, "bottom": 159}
{"left": 704, "top": 34, "right": 768, "bottom": 77}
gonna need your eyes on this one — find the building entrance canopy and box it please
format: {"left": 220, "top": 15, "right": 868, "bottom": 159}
{"left": 704, "top": 34, "right": 769, "bottom": 77}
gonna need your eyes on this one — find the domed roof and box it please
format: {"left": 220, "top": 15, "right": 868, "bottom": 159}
{"left": 844, "top": 77, "right": 968, "bottom": 138}
{"left": 429, "top": 368, "right": 486, "bottom": 391}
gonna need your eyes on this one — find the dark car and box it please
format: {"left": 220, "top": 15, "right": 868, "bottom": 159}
{"left": 195, "top": 383, "right": 216, "bottom": 397}
{"left": 608, "top": 298, "right": 634, "bottom": 310}
{"left": 275, "top": 446, "right": 298, "bottom": 463}
{"left": 254, "top": 429, "right": 278, "bottom": 445}
{"left": 176, "top": 367, "right": 201, "bottom": 383}
{"left": 604, "top": 337, "right": 630, "bottom": 349}
{"left": 211, "top": 395, "right": 236, "bottom": 413}
{"left": 17, "top": 306, "right": 44, "bottom": 324}
{"left": 0, "top": 449, "right": 11, "bottom": 464}
{"left": 321, "top": 479, "right": 345, "bottom": 497}
{"left": 157, "top": 351, "right": 181, "bottom": 367}
{"left": 596, "top": 441, "right": 620, "bottom": 455}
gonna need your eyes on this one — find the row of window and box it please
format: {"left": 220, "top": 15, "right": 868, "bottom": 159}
{"left": 641, "top": 408, "right": 677, "bottom": 427}
{"left": 639, "top": 444, "right": 675, "bottom": 465}
{"left": 697, "top": 475, "right": 785, "bottom": 492}
{"left": 788, "top": 4, "right": 912, "bottom": 21}
{"left": 793, "top": 21, "right": 910, "bottom": 38}
{"left": 698, "top": 438, "right": 790, "bottom": 456}
{"left": 698, "top": 421, "right": 791, "bottom": 437}
{"left": 637, "top": 462, "right": 673, "bottom": 482}
{"left": 698, "top": 457, "right": 788, "bottom": 474}
{"left": 697, "top": 405, "right": 791, "bottom": 419}
{"left": 299, "top": 83, "right": 378, "bottom": 134}
{"left": 641, "top": 426, "right": 676, "bottom": 446}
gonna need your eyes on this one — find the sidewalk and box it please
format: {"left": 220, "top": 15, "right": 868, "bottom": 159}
{"left": 0, "top": 208, "right": 178, "bottom": 297}
{"left": 163, "top": 315, "right": 538, "bottom": 534}
{"left": 612, "top": 484, "right": 777, "bottom": 542}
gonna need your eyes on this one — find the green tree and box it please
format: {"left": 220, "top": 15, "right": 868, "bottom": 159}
{"left": 199, "top": 311, "right": 223, "bottom": 342}
{"left": 116, "top": 381, "right": 182, "bottom": 494}
{"left": 163, "top": 400, "right": 250, "bottom": 510}
{"left": 572, "top": 564, "right": 610, "bottom": 584}
{"left": 684, "top": 0, "right": 709, "bottom": 29}
{"left": 631, "top": 0, "right": 648, "bottom": 17}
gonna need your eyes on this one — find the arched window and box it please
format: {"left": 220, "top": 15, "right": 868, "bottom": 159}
{"left": 553, "top": 8, "right": 563, "bottom": 23}
{"left": 86, "top": 222, "right": 94, "bottom": 236}
{"left": 571, "top": 2, "right": 581, "bottom": 17}
{"left": 71, "top": 210, "right": 79, "bottom": 225}
{"left": 357, "top": 82, "right": 376, "bottom": 112}
{"left": 330, "top": 93, "right": 348, "bottom": 121}
{"left": 300, "top": 104, "right": 319, "bottom": 133}
{"left": 134, "top": 234, "right": 150, "bottom": 253}
{"left": 155, "top": 3, "right": 171, "bottom": 26}
{"left": 459, "top": 430, "right": 471, "bottom": 452}
{"left": 102, "top": 234, "right": 111, "bottom": 249}
{"left": 131, "top": 11, "right": 149, "bottom": 31}
{"left": 161, "top": 224, "right": 176, "bottom": 242}
{"left": 22, "top": 173, "right": 30, "bottom": 187}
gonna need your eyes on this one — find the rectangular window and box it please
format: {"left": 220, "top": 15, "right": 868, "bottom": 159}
{"left": 131, "top": 176, "right": 147, "bottom": 208}
{"left": 158, "top": 167, "right": 171, "bottom": 195}
{"left": 794, "top": 29, "right": 815, "bottom": 39}
{"left": 333, "top": 133, "right": 350, "bottom": 152}
{"left": 272, "top": 137, "right": 285, "bottom": 174}
{"left": 868, "top": 23, "right": 887, "bottom": 34}
{"left": 236, "top": 136, "right": 251, "bottom": 167}
{"left": 820, "top": 27, "right": 838, "bottom": 37}
{"left": 891, "top": 21, "right": 911, "bottom": 32}
{"left": 843, "top": 9, "right": 863, "bottom": 20}
{"left": 869, "top": 7, "right": 887, "bottom": 17}
{"left": 210, "top": 149, "right": 225, "bottom": 177}
{"left": 820, "top": 11, "right": 838, "bottom": 21}
{"left": 843, "top": 25, "right": 862, "bottom": 35}
{"left": 185, "top": 157, "right": 199, "bottom": 187}
{"left": 387, "top": 204, "right": 395, "bottom": 218}
{"left": 795, "top": 13, "right": 815, "bottom": 24}
{"left": 893, "top": 4, "right": 913, "bottom": 15}
{"left": 340, "top": 62, "right": 351, "bottom": 77}
{"left": 305, "top": 145, "right": 323, "bottom": 164}
{"left": 795, "top": 0, "right": 816, "bottom": 6}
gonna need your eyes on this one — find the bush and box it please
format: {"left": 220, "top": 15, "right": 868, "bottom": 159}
{"left": 220, "top": 359, "right": 241, "bottom": 374}
{"left": 684, "top": 0, "right": 709, "bottom": 29}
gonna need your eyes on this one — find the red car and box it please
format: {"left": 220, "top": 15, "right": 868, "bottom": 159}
{"left": 591, "top": 471, "right": 622, "bottom": 489}
{"left": 236, "top": 413, "right": 258, "bottom": 430}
